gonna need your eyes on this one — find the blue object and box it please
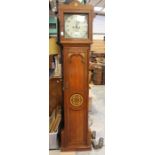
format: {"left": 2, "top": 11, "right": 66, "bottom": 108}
{"left": 49, "top": 17, "right": 58, "bottom": 36}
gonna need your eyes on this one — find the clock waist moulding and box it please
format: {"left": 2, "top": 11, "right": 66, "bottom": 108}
{"left": 58, "top": 0, "right": 94, "bottom": 151}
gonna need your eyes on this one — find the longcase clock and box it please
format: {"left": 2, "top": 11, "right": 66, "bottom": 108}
{"left": 58, "top": 0, "right": 94, "bottom": 151}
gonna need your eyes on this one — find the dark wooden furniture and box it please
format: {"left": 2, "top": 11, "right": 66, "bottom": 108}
{"left": 89, "top": 52, "right": 105, "bottom": 85}
{"left": 58, "top": 0, "right": 94, "bottom": 151}
{"left": 49, "top": 75, "right": 62, "bottom": 116}
{"left": 93, "top": 64, "right": 105, "bottom": 85}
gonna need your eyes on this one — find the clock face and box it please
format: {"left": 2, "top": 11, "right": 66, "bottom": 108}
{"left": 78, "top": 0, "right": 84, "bottom": 3}
{"left": 64, "top": 14, "right": 88, "bottom": 39}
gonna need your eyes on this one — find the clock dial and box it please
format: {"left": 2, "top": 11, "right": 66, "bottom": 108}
{"left": 78, "top": 0, "right": 84, "bottom": 3}
{"left": 64, "top": 14, "right": 88, "bottom": 39}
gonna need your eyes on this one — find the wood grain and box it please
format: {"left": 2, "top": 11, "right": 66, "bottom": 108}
{"left": 58, "top": 0, "right": 93, "bottom": 151}
{"left": 49, "top": 77, "right": 62, "bottom": 116}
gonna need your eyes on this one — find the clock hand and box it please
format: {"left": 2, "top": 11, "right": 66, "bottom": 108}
{"left": 76, "top": 21, "right": 80, "bottom": 30}
{"left": 75, "top": 21, "right": 78, "bottom": 29}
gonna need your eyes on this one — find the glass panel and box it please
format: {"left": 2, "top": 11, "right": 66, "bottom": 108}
{"left": 64, "top": 14, "right": 88, "bottom": 39}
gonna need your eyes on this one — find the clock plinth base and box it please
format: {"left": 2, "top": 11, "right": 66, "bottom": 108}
{"left": 61, "top": 129, "right": 92, "bottom": 152}
{"left": 61, "top": 145, "right": 91, "bottom": 152}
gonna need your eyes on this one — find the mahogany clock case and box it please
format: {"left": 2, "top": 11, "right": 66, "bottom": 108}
{"left": 58, "top": 0, "right": 94, "bottom": 151}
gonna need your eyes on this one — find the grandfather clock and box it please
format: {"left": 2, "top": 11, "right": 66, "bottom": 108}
{"left": 58, "top": 0, "right": 94, "bottom": 151}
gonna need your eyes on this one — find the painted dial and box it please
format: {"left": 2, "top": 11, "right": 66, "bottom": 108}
{"left": 78, "top": 0, "right": 84, "bottom": 3}
{"left": 64, "top": 14, "right": 88, "bottom": 39}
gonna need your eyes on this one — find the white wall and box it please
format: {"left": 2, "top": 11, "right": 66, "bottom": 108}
{"left": 93, "top": 15, "right": 105, "bottom": 34}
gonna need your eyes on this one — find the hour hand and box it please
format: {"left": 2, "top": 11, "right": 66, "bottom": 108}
{"left": 75, "top": 22, "right": 78, "bottom": 29}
